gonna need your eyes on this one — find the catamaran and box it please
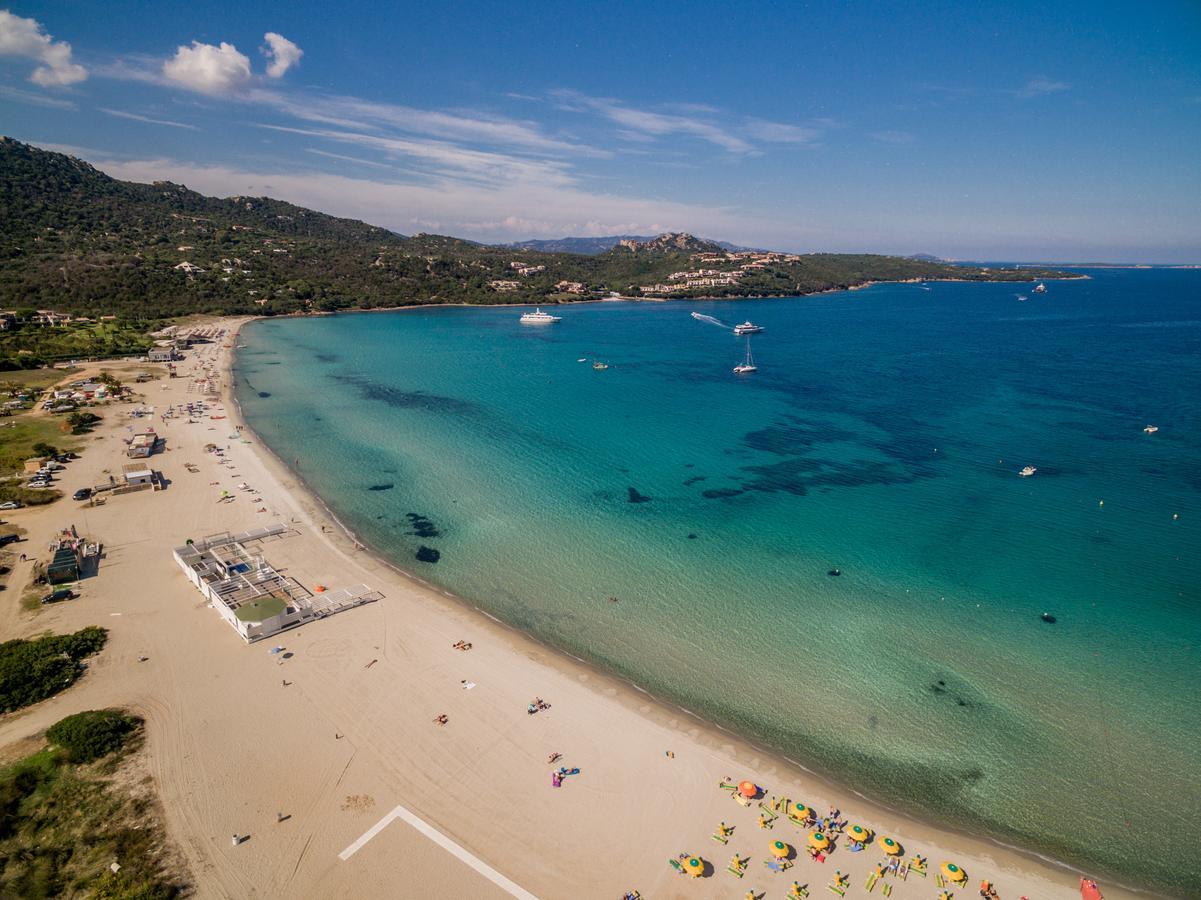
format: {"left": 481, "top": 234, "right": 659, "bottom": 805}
{"left": 520, "top": 307, "right": 561, "bottom": 324}
{"left": 733, "top": 337, "right": 757, "bottom": 374}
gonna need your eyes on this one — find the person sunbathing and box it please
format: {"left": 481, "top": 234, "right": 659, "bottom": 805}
{"left": 433, "top": 714, "right": 448, "bottom": 725}
{"left": 547, "top": 752, "right": 562, "bottom": 764}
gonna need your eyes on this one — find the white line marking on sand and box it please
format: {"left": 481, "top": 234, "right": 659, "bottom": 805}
{"left": 339, "top": 804, "right": 539, "bottom": 900}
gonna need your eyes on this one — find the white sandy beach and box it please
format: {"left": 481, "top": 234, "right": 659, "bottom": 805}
{"left": 0, "top": 320, "right": 1137, "bottom": 900}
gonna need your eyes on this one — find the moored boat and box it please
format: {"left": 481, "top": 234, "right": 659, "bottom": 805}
{"left": 520, "top": 307, "right": 561, "bottom": 324}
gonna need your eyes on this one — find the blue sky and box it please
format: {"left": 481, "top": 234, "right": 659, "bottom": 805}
{"left": 2, "top": 1, "right": 1199, "bottom": 261}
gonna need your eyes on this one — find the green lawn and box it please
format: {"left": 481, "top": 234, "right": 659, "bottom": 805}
{"left": 0, "top": 416, "right": 79, "bottom": 475}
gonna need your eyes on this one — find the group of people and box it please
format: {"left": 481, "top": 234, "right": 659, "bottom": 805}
{"left": 527, "top": 697, "right": 550, "bottom": 715}
{"left": 452, "top": 639, "right": 472, "bottom": 651}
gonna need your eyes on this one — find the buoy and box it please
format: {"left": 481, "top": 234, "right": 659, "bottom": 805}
{"left": 315, "top": 585, "right": 326, "bottom": 593}
{"left": 1098, "top": 500, "right": 1104, "bottom": 507}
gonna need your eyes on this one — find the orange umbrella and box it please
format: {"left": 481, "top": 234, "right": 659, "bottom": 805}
{"left": 877, "top": 836, "right": 902, "bottom": 855}
{"left": 738, "top": 780, "right": 758, "bottom": 798}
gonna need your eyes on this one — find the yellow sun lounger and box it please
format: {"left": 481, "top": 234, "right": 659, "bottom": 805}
{"left": 866, "top": 872, "right": 879, "bottom": 891}
{"left": 881, "top": 883, "right": 893, "bottom": 896}
{"left": 827, "top": 883, "right": 846, "bottom": 897}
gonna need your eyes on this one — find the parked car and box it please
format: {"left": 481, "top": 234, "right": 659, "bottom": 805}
{"left": 73, "top": 487, "right": 92, "bottom": 501}
{"left": 40, "top": 588, "right": 76, "bottom": 604}
{"left": 0, "top": 501, "right": 22, "bottom": 510}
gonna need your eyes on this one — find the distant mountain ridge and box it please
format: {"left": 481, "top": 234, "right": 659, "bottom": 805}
{"left": 0, "top": 138, "right": 1074, "bottom": 322}
{"left": 504, "top": 234, "right": 752, "bottom": 255}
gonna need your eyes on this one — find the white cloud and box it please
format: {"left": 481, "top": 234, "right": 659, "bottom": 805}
{"left": 99, "top": 107, "right": 198, "bottom": 130}
{"left": 162, "top": 41, "right": 252, "bottom": 95}
{"left": 0, "top": 10, "right": 86, "bottom": 86}
{"left": 262, "top": 32, "right": 302, "bottom": 79}
{"left": 1016, "top": 77, "right": 1070, "bottom": 99}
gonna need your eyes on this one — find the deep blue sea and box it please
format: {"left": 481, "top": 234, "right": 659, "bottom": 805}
{"left": 236, "top": 269, "right": 1201, "bottom": 895}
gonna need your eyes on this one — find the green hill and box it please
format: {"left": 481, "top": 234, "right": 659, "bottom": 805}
{"left": 0, "top": 137, "right": 1072, "bottom": 322}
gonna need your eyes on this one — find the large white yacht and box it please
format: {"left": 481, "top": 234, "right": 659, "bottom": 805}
{"left": 519, "top": 307, "right": 561, "bottom": 324}
{"left": 733, "top": 321, "right": 764, "bottom": 335}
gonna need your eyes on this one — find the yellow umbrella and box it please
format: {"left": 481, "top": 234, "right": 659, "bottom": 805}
{"left": 791, "top": 802, "right": 813, "bottom": 820}
{"left": 941, "top": 861, "right": 966, "bottom": 882}
{"left": 683, "top": 855, "right": 705, "bottom": 877}
{"left": 770, "top": 839, "right": 791, "bottom": 859}
{"left": 877, "top": 836, "right": 902, "bottom": 855}
{"left": 846, "top": 824, "right": 871, "bottom": 843}
{"left": 807, "top": 831, "right": 830, "bottom": 851}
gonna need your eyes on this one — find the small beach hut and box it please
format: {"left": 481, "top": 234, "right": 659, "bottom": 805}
{"left": 807, "top": 831, "right": 830, "bottom": 851}
{"left": 770, "top": 839, "right": 791, "bottom": 859}
{"left": 738, "top": 781, "right": 758, "bottom": 799}
{"left": 683, "top": 855, "right": 704, "bottom": 877}
{"left": 847, "top": 824, "right": 871, "bottom": 843}
{"left": 941, "top": 862, "right": 966, "bottom": 883}
{"left": 878, "top": 836, "right": 902, "bottom": 855}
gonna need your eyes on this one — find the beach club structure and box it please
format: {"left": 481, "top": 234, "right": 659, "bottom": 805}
{"left": 173, "top": 525, "right": 382, "bottom": 641}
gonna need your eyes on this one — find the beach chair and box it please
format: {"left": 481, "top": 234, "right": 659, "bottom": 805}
{"left": 668, "top": 858, "right": 684, "bottom": 875}
{"left": 909, "top": 858, "right": 927, "bottom": 877}
{"left": 935, "top": 873, "right": 945, "bottom": 888}
{"left": 788, "top": 884, "right": 810, "bottom": 899}
{"left": 826, "top": 882, "right": 846, "bottom": 897}
{"left": 711, "top": 830, "right": 730, "bottom": 844}
{"left": 865, "top": 872, "right": 879, "bottom": 892}
{"left": 719, "top": 781, "right": 738, "bottom": 791}
{"left": 881, "top": 883, "right": 892, "bottom": 896}
{"left": 727, "top": 861, "right": 746, "bottom": 878}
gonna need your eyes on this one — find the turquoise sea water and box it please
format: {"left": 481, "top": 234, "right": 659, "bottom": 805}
{"left": 236, "top": 270, "right": 1201, "bottom": 896}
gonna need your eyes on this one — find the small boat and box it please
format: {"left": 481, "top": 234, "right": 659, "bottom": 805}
{"left": 1016, "top": 294, "right": 1028, "bottom": 302}
{"left": 520, "top": 307, "right": 561, "bottom": 324}
{"left": 733, "top": 337, "right": 757, "bottom": 374}
{"left": 733, "top": 321, "right": 764, "bottom": 335}
{"left": 1080, "top": 877, "right": 1104, "bottom": 900}
{"left": 1033, "top": 282, "right": 1047, "bottom": 293}
{"left": 1143, "top": 425, "right": 1159, "bottom": 434}
{"left": 1019, "top": 465, "right": 1037, "bottom": 477}
{"left": 592, "top": 361, "right": 609, "bottom": 370}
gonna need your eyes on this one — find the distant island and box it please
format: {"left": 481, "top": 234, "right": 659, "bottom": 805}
{"left": 0, "top": 137, "right": 1075, "bottom": 330}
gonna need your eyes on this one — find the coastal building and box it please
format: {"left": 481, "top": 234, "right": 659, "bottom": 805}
{"left": 173, "top": 526, "right": 382, "bottom": 642}
{"left": 126, "top": 432, "right": 160, "bottom": 458}
{"left": 173, "top": 261, "right": 205, "bottom": 275}
{"left": 489, "top": 280, "right": 522, "bottom": 292}
{"left": 121, "top": 463, "right": 155, "bottom": 488}
{"left": 148, "top": 347, "right": 177, "bottom": 362}
{"left": 554, "top": 281, "right": 586, "bottom": 293}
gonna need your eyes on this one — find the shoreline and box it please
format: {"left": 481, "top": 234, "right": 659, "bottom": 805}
{"left": 229, "top": 314, "right": 1150, "bottom": 898}
{"left": 254, "top": 273, "right": 1089, "bottom": 321}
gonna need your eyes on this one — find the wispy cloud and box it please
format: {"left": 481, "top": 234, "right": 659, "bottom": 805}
{"left": 99, "top": 108, "right": 199, "bottom": 130}
{"left": 251, "top": 88, "right": 595, "bottom": 156}
{"left": 258, "top": 124, "right": 577, "bottom": 187}
{"left": 550, "top": 89, "right": 824, "bottom": 155}
{"left": 0, "top": 83, "right": 77, "bottom": 109}
{"left": 1015, "top": 77, "right": 1070, "bottom": 99}
{"left": 304, "top": 148, "right": 397, "bottom": 169}
{"left": 81, "top": 151, "right": 761, "bottom": 244}
{"left": 870, "top": 130, "right": 916, "bottom": 144}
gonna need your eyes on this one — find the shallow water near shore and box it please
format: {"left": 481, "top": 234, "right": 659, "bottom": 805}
{"left": 236, "top": 269, "right": 1201, "bottom": 895}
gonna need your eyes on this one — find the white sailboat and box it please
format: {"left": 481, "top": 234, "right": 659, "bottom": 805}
{"left": 733, "top": 337, "right": 757, "bottom": 374}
